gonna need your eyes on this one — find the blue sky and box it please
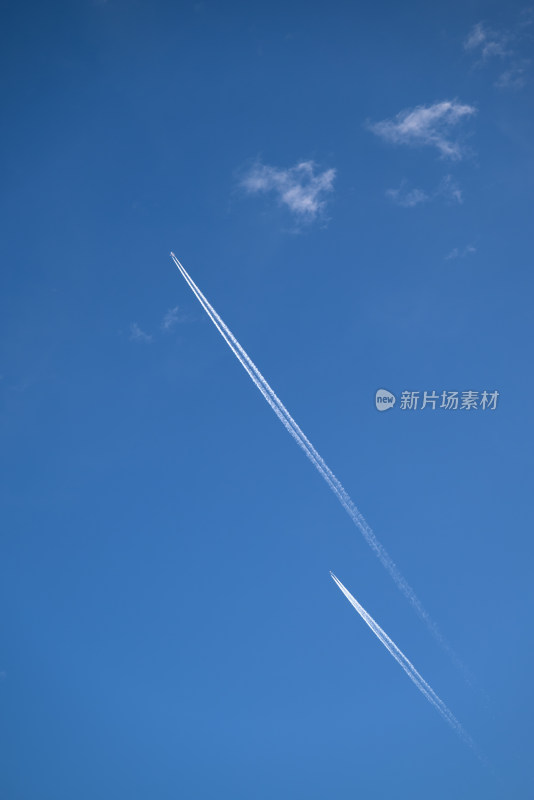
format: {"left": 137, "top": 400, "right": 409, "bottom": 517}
{"left": 1, "top": 1, "right": 534, "bottom": 797}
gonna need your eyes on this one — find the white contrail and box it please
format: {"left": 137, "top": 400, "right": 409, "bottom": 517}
{"left": 330, "top": 571, "right": 475, "bottom": 749}
{"left": 169, "top": 253, "right": 456, "bottom": 660}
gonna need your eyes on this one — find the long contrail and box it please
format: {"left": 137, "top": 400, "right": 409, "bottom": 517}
{"left": 330, "top": 571, "right": 475, "bottom": 749}
{"left": 170, "top": 253, "right": 454, "bottom": 658}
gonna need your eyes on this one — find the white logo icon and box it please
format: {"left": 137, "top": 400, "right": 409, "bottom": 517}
{"left": 375, "top": 389, "right": 396, "bottom": 411}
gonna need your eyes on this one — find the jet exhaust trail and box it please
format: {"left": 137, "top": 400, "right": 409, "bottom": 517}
{"left": 330, "top": 571, "right": 475, "bottom": 749}
{"left": 169, "top": 253, "right": 459, "bottom": 665}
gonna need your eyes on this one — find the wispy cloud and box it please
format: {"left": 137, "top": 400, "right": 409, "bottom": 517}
{"left": 368, "top": 101, "right": 477, "bottom": 160}
{"left": 386, "top": 175, "right": 463, "bottom": 208}
{"left": 161, "top": 306, "right": 183, "bottom": 332}
{"left": 386, "top": 186, "right": 429, "bottom": 208}
{"left": 464, "top": 14, "right": 532, "bottom": 88}
{"left": 464, "top": 22, "right": 510, "bottom": 61}
{"left": 437, "top": 174, "right": 463, "bottom": 204}
{"left": 445, "top": 244, "right": 477, "bottom": 260}
{"left": 129, "top": 323, "right": 153, "bottom": 343}
{"left": 128, "top": 307, "right": 189, "bottom": 344}
{"left": 240, "top": 160, "right": 336, "bottom": 220}
{"left": 494, "top": 59, "right": 531, "bottom": 89}
{"left": 519, "top": 7, "right": 534, "bottom": 28}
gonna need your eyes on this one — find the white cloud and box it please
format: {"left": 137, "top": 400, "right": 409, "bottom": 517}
{"left": 368, "top": 100, "right": 477, "bottom": 160}
{"left": 495, "top": 60, "right": 530, "bottom": 89}
{"left": 464, "top": 22, "right": 509, "bottom": 61}
{"left": 386, "top": 175, "right": 463, "bottom": 208}
{"left": 464, "top": 22, "right": 488, "bottom": 51}
{"left": 129, "top": 323, "right": 153, "bottom": 343}
{"left": 445, "top": 244, "right": 477, "bottom": 260}
{"left": 386, "top": 186, "right": 429, "bottom": 207}
{"left": 240, "top": 160, "right": 336, "bottom": 220}
{"left": 437, "top": 174, "right": 463, "bottom": 204}
{"left": 129, "top": 308, "right": 188, "bottom": 344}
{"left": 519, "top": 7, "right": 534, "bottom": 28}
{"left": 161, "top": 306, "right": 182, "bottom": 332}
{"left": 464, "top": 15, "right": 531, "bottom": 87}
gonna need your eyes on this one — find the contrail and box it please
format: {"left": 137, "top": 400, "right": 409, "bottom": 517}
{"left": 170, "top": 253, "right": 457, "bottom": 661}
{"left": 330, "top": 571, "right": 476, "bottom": 749}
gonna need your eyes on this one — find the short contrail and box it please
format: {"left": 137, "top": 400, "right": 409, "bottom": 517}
{"left": 170, "top": 253, "right": 456, "bottom": 661}
{"left": 330, "top": 571, "right": 475, "bottom": 749}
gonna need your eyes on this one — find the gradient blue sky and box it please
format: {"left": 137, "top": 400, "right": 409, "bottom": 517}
{"left": 1, "top": 1, "right": 534, "bottom": 797}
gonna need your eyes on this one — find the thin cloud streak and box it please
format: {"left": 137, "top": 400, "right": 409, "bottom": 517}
{"left": 330, "top": 572, "right": 477, "bottom": 751}
{"left": 170, "top": 254, "right": 465, "bottom": 671}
